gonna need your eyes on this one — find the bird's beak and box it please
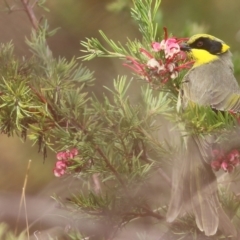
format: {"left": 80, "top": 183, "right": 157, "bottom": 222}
{"left": 180, "top": 43, "right": 191, "bottom": 52}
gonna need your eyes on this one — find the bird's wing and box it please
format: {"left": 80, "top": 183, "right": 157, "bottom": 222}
{"left": 182, "top": 58, "right": 240, "bottom": 113}
{"left": 189, "top": 136, "right": 219, "bottom": 236}
{"left": 173, "top": 57, "right": 238, "bottom": 236}
{"left": 167, "top": 134, "right": 222, "bottom": 235}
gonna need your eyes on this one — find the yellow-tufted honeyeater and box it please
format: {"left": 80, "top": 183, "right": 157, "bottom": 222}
{"left": 167, "top": 34, "right": 240, "bottom": 237}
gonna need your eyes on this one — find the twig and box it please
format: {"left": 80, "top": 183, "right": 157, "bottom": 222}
{"left": 1, "top": 8, "right": 26, "bottom": 13}
{"left": 31, "top": 0, "right": 39, "bottom": 8}
{"left": 33, "top": 231, "right": 40, "bottom": 240}
{"left": 141, "top": 206, "right": 164, "bottom": 220}
{"left": 15, "top": 159, "right": 32, "bottom": 237}
{"left": 95, "top": 146, "right": 126, "bottom": 187}
{"left": 120, "top": 206, "right": 165, "bottom": 231}
{"left": 23, "top": 187, "right": 30, "bottom": 240}
{"left": 20, "top": 0, "right": 39, "bottom": 30}
{"left": 92, "top": 173, "right": 101, "bottom": 195}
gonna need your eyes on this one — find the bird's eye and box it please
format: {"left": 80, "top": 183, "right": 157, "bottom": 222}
{"left": 196, "top": 41, "right": 204, "bottom": 47}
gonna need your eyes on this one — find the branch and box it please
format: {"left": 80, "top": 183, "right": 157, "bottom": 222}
{"left": 141, "top": 206, "right": 164, "bottom": 220}
{"left": 95, "top": 146, "right": 126, "bottom": 187}
{"left": 20, "top": 0, "right": 39, "bottom": 30}
{"left": 1, "top": 8, "right": 26, "bottom": 13}
{"left": 31, "top": 0, "right": 39, "bottom": 8}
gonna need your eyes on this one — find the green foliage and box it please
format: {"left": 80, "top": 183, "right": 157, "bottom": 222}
{"left": 47, "top": 73, "right": 172, "bottom": 238}
{"left": 80, "top": 0, "right": 161, "bottom": 61}
{"left": 106, "top": 0, "right": 130, "bottom": 12}
{"left": 0, "top": 14, "right": 172, "bottom": 237}
{"left": 37, "top": 0, "right": 50, "bottom": 12}
{"left": 0, "top": 223, "right": 26, "bottom": 240}
{"left": 232, "top": 52, "right": 240, "bottom": 80}
{"left": 56, "top": 76, "right": 170, "bottom": 181}
{"left": 180, "top": 104, "right": 237, "bottom": 135}
{"left": 79, "top": 0, "right": 240, "bottom": 238}
{"left": 2, "top": 0, "right": 240, "bottom": 239}
{"left": 131, "top": 0, "right": 161, "bottom": 43}
{"left": 0, "top": 21, "right": 94, "bottom": 156}
{"left": 219, "top": 187, "right": 240, "bottom": 220}
{"left": 80, "top": 31, "right": 142, "bottom": 60}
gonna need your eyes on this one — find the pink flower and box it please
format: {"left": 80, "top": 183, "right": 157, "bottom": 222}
{"left": 228, "top": 149, "right": 240, "bottom": 161}
{"left": 211, "top": 148, "right": 240, "bottom": 173}
{"left": 124, "top": 56, "right": 145, "bottom": 75}
{"left": 56, "top": 151, "right": 65, "bottom": 160}
{"left": 166, "top": 63, "right": 175, "bottom": 72}
{"left": 53, "top": 168, "right": 66, "bottom": 177}
{"left": 55, "top": 160, "right": 67, "bottom": 169}
{"left": 64, "top": 151, "right": 74, "bottom": 159}
{"left": 221, "top": 161, "right": 229, "bottom": 172}
{"left": 151, "top": 42, "right": 162, "bottom": 52}
{"left": 53, "top": 148, "right": 80, "bottom": 177}
{"left": 227, "top": 149, "right": 240, "bottom": 167}
{"left": 221, "top": 161, "right": 234, "bottom": 173}
{"left": 170, "top": 71, "right": 178, "bottom": 79}
{"left": 147, "top": 58, "right": 165, "bottom": 73}
{"left": 53, "top": 160, "right": 67, "bottom": 177}
{"left": 212, "top": 149, "right": 224, "bottom": 158}
{"left": 124, "top": 28, "right": 194, "bottom": 86}
{"left": 211, "top": 160, "right": 221, "bottom": 171}
{"left": 226, "top": 165, "right": 234, "bottom": 173}
{"left": 160, "top": 38, "right": 180, "bottom": 59}
{"left": 140, "top": 48, "right": 153, "bottom": 59}
{"left": 71, "top": 148, "right": 79, "bottom": 157}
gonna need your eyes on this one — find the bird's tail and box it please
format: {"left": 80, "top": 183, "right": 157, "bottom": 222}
{"left": 166, "top": 134, "right": 236, "bottom": 237}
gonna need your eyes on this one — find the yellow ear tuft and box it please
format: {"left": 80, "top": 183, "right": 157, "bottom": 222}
{"left": 221, "top": 43, "right": 230, "bottom": 53}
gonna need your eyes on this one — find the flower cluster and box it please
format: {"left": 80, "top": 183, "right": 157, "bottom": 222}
{"left": 53, "top": 148, "right": 79, "bottom": 177}
{"left": 211, "top": 149, "right": 240, "bottom": 173}
{"left": 124, "top": 27, "right": 193, "bottom": 86}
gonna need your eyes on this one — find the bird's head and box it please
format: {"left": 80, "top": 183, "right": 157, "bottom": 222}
{"left": 180, "top": 34, "right": 230, "bottom": 67}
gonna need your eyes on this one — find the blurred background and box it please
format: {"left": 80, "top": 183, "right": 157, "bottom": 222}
{"left": 0, "top": 0, "right": 240, "bottom": 236}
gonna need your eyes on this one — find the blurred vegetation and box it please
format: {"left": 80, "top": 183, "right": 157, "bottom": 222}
{"left": 0, "top": 0, "right": 240, "bottom": 239}
{"left": 46, "top": 0, "right": 240, "bottom": 78}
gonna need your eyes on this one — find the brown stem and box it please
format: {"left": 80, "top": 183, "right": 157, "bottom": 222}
{"left": 28, "top": 84, "right": 60, "bottom": 122}
{"left": 20, "top": 0, "right": 39, "bottom": 30}
{"left": 31, "top": 0, "right": 39, "bottom": 8}
{"left": 140, "top": 206, "right": 164, "bottom": 220}
{"left": 125, "top": 210, "right": 163, "bottom": 220}
{"left": 92, "top": 173, "right": 101, "bottom": 195}
{"left": 95, "top": 146, "right": 126, "bottom": 187}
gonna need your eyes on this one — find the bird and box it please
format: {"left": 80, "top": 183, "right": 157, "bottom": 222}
{"left": 166, "top": 34, "right": 240, "bottom": 237}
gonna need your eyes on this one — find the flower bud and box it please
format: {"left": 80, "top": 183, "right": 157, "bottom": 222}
{"left": 53, "top": 168, "right": 66, "bottom": 177}
{"left": 221, "top": 161, "right": 229, "bottom": 172}
{"left": 211, "top": 160, "right": 221, "bottom": 171}
{"left": 71, "top": 148, "right": 79, "bottom": 156}
{"left": 151, "top": 42, "right": 162, "bottom": 52}
{"left": 56, "top": 152, "right": 65, "bottom": 160}
{"left": 170, "top": 71, "right": 178, "bottom": 79}
{"left": 147, "top": 58, "right": 165, "bottom": 73}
